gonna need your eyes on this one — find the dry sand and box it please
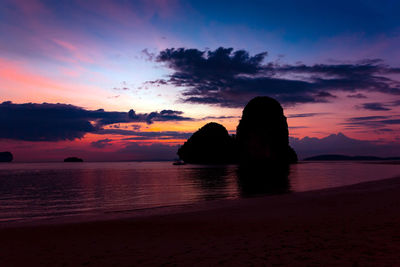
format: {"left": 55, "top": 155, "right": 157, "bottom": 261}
{"left": 2, "top": 176, "right": 400, "bottom": 266}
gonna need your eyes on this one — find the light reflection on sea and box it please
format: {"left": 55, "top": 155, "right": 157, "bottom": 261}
{"left": 0, "top": 161, "right": 399, "bottom": 223}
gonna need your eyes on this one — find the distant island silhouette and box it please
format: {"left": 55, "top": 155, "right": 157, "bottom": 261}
{"left": 64, "top": 157, "right": 84, "bottom": 162}
{"left": 304, "top": 154, "right": 400, "bottom": 161}
{"left": 178, "top": 96, "right": 298, "bottom": 165}
{"left": 0, "top": 151, "right": 13, "bottom": 162}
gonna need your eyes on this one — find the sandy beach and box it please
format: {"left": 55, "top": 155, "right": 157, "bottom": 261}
{"left": 2, "top": 176, "right": 400, "bottom": 266}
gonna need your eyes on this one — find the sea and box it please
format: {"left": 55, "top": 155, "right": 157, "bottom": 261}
{"left": 0, "top": 161, "right": 399, "bottom": 224}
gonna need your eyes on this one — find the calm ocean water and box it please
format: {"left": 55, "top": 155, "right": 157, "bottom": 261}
{"left": 0, "top": 161, "right": 399, "bottom": 223}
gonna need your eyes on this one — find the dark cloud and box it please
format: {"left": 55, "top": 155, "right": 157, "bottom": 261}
{"left": 348, "top": 116, "right": 390, "bottom": 121}
{"left": 136, "top": 109, "right": 190, "bottom": 124}
{"left": 391, "top": 100, "right": 400, "bottom": 106}
{"left": 288, "top": 126, "right": 309, "bottom": 129}
{"left": 0, "top": 101, "right": 192, "bottom": 141}
{"left": 97, "top": 129, "right": 192, "bottom": 140}
{"left": 152, "top": 47, "right": 400, "bottom": 107}
{"left": 91, "top": 138, "right": 113, "bottom": 148}
{"left": 342, "top": 115, "right": 400, "bottom": 129}
{"left": 290, "top": 132, "right": 400, "bottom": 159}
{"left": 314, "top": 91, "right": 337, "bottom": 99}
{"left": 287, "top": 113, "right": 327, "bottom": 118}
{"left": 200, "top": 115, "right": 240, "bottom": 120}
{"left": 347, "top": 93, "right": 367, "bottom": 99}
{"left": 381, "top": 119, "right": 400, "bottom": 125}
{"left": 360, "top": 102, "right": 391, "bottom": 111}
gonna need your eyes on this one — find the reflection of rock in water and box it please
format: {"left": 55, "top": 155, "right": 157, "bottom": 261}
{"left": 237, "top": 164, "right": 290, "bottom": 197}
{"left": 182, "top": 166, "right": 234, "bottom": 200}
{"left": 237, "top": 96, "right": 297, "bottom": 164}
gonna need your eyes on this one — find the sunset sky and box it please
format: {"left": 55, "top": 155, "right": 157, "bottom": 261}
{"left": 1, "top": 0, "right": 400, "bottom": 161}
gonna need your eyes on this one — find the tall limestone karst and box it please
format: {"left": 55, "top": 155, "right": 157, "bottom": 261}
{"left": 236, "top": 96, "right": 297, "bottom": 164}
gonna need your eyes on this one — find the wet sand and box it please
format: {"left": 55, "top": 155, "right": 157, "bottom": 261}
{"left": 2, "top": 176, "right": 400, "bottom": 266}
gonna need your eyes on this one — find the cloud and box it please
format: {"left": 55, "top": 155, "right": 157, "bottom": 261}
{"left": 91, "top": 138, "right": 113, "bottom": 148}
{"left": 348, "top": 116, "right": 390, "bottom": 121}
{"left": 287, "top": 113, "right": 328, "bottom": 118}
{"left": 152, "top": 47, "right": 400, "bottom": 107}
{"left": 141, "top": 48, "right": 156, "bottom": 61}
{"left": 347, "top": 93, "right": 367, "bottom": 99}
{"left": 290, "top": 132, "right": 400, "bottom": 159}
{"left": 342, "top": 115, "right": 400, "bottom": 129}
{"left": 391, "top": 100, "right": 400, "bottom": 106}
{"left": 199, "top": 115, "right": 240, "bottom": 120}
{"left": 0, "top": 101, "right": 192, "bottom": 141}
{"left": 97, "top": 129, "right": 192, "bottom": 140}
{"left": 131, "top": 109, "right": 191, "bottom": 124}
{"left": 360, "top": 102, "right": 391, "bottom": 111}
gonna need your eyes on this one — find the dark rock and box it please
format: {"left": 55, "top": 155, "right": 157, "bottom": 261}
{"left": 177, "top": 122, "right": 236, "bottom": 164}
{"left": 236, "top": 96, "right": 297, "bottom": 164}
{"left": 177, "top": 96, "right": 297, "bottom": 165}
{"left": 0, "top": 151, "right": 13, "bottom": 162}
{"left": 64, "top": 157, "right": 83, "bottom": 162}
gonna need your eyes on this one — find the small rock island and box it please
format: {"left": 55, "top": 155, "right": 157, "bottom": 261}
{"left": 0, "top": 151, "right": 13, "bottom": 162}
{"left": 177, "top": 122, "right": 236, "bottom": 164}
{"left": 64, "top": 157, "right": 84, "bottom": 162}
{"left": 177, "top": 96, "right": 297, "bottom": 165}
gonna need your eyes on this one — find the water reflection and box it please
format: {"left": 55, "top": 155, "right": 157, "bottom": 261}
{"left": 237, "top": 164, "right": 291, "bottom": 197}
{"left": 0, "top": 161, "right": 399, "bottom": 223}
{"left": 180, "top": 163, "right": 291, "bottom": 200}
{"left": 178, "top": 165, "right": 238, "bottom": 200}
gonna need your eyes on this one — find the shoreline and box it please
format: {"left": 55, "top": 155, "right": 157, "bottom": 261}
{"left": 1, "top": 173, "right": 399, "bottom": 230}
{"left": 2, "top": 175, "right": 400, "bottom": 265}
{"left": 1, "top": 173, "right": 400, "bottom": 228}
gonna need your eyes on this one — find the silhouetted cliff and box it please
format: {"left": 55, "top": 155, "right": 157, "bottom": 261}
{"left": 0, "top": 151, "right": 13, "bottom": 162}
{"left": 177, "top": 97, "right": 297, "bottom": 165}
{"left": 236, "top": 97, "right": 297, "bottom": 164}
{"left": 177, "top": 122, "right": 236, "bottom": 164}
{"left": 64, "top": 157, "right": 83, "bottom": 162}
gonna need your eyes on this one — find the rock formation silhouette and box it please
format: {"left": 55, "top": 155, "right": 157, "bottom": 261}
{"left": 236, "top": 96, "right": 297, "bottom": 164}
{"left": 0, "top": 151, "right": 13, "bottom": 162}
{"left": 64, "top": 157, "right": 83, "bottom": 162}
{"left": 177, "top": 122, "right": 236, "bottom": 164}
{"left": 177, "top": 96, "right": 297, "bottom": 165}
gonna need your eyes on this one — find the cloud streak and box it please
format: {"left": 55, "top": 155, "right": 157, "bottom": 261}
{"left": 97, "top": 129, "right": 192, "bottom": 140}
{"left": 342, "top": 115, "right": 400, "bottom": 129}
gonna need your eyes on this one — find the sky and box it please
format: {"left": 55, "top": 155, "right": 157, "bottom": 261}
{"left": 1, "top": 0, "right": 400, "bottom": 161}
